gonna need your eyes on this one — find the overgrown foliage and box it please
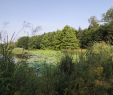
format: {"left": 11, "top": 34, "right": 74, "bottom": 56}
{"left": 0, "top": 43, "right": 15, "bottom": 95}
{"left": 0, "top": 41, "right": 113, "bottom": 95}
{"left": 14, "top": 42, "right": 113, "bottom": 95}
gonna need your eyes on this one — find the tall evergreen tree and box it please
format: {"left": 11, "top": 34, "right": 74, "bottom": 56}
{"left": 60, "top": 25, "right": 79, "bottom": 49}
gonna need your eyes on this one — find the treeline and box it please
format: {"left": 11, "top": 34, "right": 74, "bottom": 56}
{"left": 16, "top": 8, "right": 113, "bottom": 50}
{"left": 16, "top": 25, "right": 79, "bottom": 50}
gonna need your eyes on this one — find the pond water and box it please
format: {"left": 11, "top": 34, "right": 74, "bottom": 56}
{"left": 14, "top": 53, "right": 61, "bottom": 65}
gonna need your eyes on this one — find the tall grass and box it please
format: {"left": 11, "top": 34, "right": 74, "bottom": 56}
{"left": 0, "top": 42, "right": 113, "bottom": 95}
{"left": 0, "top": 42, "right": 15, "bottom": 95}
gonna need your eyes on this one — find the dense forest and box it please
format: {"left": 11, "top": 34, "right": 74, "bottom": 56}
{"left": 0, "top": 7, "right": 113, "bottom": 95}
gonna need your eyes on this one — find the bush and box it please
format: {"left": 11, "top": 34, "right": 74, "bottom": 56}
{"left": 87, "top": 42, "right": 113, "bottom": 64}
{"left": 16, "top": 36, "right": 29, "bottom": 49}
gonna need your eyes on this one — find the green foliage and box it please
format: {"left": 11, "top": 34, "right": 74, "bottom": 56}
{"left": 60, "top": 26, "right": 79, "bottom": 49}
{"left": 56, "top": 53, "right": 74, "bottom": 95}
{"left": 36, "top": 63, "right": 57, "bottom": 95}
{"left": 13, "top": 63, "right": 38, "bottom": 95}
{"left": 77, "top": 8, "right": 113, "bottom": 48}
{"left": 29, "top": 35, "right": 42, "bottom": 49}
{"left": 40, "top": 25, "right": 79, "bottom": 50}
{"left": 13, "top": 48, "right": 28, "bottom": 55}
{"left": 78, "top": 15, "right": 113, "bottom": 48}
{"left": 96, "top": 23, "right": 113, "bottom": 45}
{"left": 28, "top": 50, "right": 61, "bottom": 64}
{"left": 59, "top": 53, "right": 74, "bottom": 75}
{"left": 51, "top": 31, "right": 62, "bottom": 50}
{"left": 16, "top": 36, "right": 29, "bottom": 49}
{"left": 78, "top": 28, "right": 96, "bottom": 48}
{"left": 1, "top": 41, "right": 113, "bottom": 95}
{"left": 63, "top": 43, "right": 113, "bottom": 95}
{"left": 0, "top": 43, "right": 15, "bottom": 95}
{"left": 41, "top": 33, "right": 52, "bottom": 49}
{"left": 102, "top": 7, "right": 113, "bottom": 23}
{"left": 16, "top": 25, "right": 79, "bottom": 50}
{"left": 78, "top": 16, "right": 100, "bottom": 48}
{"left": 88, "top": 16, "right": 99, "bottom": 29}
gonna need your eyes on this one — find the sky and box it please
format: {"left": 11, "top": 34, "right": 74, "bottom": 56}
{"left": 0, "top": 0, "right": 113, "bottom": 39}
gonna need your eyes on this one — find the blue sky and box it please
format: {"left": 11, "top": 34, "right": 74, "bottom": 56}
{"left": 0, "top": 0, "right": 113, "bottom": 38}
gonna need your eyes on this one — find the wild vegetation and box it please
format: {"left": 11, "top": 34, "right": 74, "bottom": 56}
{"left": 1, "top": 41, "right": 113, "bottom": 95}
{"left": 0, "top": 7, "right": 113, "bottom": 95}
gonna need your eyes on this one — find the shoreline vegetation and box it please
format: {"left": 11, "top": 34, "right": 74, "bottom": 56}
{"left": 0, "top": 42, "right": 113, "bottom": 95}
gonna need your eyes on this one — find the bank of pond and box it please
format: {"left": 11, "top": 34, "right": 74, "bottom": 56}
{"left": 0, "top": 42, "right": 113, "bottom": 95}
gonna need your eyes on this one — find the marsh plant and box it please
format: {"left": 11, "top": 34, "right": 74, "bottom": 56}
{"left": 0, "top": 39, "right": 15, "bottom": 95}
